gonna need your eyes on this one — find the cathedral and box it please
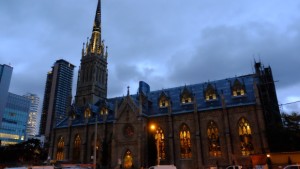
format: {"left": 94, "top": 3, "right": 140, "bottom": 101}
{"left": 49, "top": 0, "right": 282, "bottom": 168}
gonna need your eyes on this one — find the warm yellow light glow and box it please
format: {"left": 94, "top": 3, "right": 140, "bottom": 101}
{"left": 267, "top": 154, "right": 270, "bottom": 158}
{"left": 150, "top": 124, "right": 156, "bottom": 131}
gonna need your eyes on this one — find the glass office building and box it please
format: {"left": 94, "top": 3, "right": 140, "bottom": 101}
{"left": 24, "top": 93, "right": 40, "bottom": 137}
{"left": 0, "top": 64, "right": 13, "bottom": 126}
{"left": 0, "top": 93, "right": 30, "bottom": 146}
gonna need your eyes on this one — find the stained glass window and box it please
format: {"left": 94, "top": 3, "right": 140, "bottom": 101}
{"left": 155, "top": 127, "right": 166, "bottom": 160}
{"left": 207, "top": 121, "right": 221, "bottom": 157}
{"left": 73, "top": 134, "right": 81, "bottom": 161}
{"left": 180, "top": 124, "right": 192, "bottom": 159}
{"left": 56, "top": 136, "right": 64, "bottom": 160}
{"left": 238, "top": 118, "right": 254, "bottom": 156}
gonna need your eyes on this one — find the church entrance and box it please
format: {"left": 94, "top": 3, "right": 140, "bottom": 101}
{"left": 123, "top": 150, "right": 133, "bottom": 169}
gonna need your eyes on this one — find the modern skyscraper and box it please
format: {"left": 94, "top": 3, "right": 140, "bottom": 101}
{"left": 24, "top": 93, "right": 40, "bottom": 137}
{"left": 0, "top": 93, "right": 30, "bottom": 146}
{"left": 39, "top": 59, "right": 75, "bottom": 141}
{"left": 0, "top": 64, "right": 13, "bottom": 126}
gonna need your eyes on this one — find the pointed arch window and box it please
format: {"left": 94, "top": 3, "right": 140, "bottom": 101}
{"left": 207, "top": 121, "right": 221, "bottom": 157}
{"left": 205, "top": 84, "right": 217, "bottom": 101}
{"left": 84, "top": 108, "right": 91, "bottom": 119}
{"left": 181, "top": 87, "right": 193, "bottom": 104}
{"left": 123, "top": 150, "right": 133, "bottom": 169}
{"left": 159, "top": 94, "right": 169, "bottom": 108}
{"left": 180, "top": 124, "right": 192, "bottom": 159}
{"left": 238, "top": 118, "right": 254, "bottom": 156}
{"left": 155, "top": 127, "right": 166, "bottom": 160}
{"left": 73, "top": 134, "right": 81, "bottom": 162}
{"left": 56, "top": 136, "right": 64, "bottom": 160}
{"left": 232, "top": 79, "right": 246, "bottom": 96}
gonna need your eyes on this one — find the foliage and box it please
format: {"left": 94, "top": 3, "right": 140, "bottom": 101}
{"left": 268, "top": 112, "right": 300, "bottom": 152}
{"left": 0, "top": 139, "right": 48, "bottom": 165}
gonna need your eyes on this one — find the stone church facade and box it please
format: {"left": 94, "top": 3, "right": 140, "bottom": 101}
{"left": 49, "top": 0, "right": 282, "bottom": 168}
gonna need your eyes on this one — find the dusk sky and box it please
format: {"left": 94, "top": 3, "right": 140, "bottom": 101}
{"left": 1, "top": 0, "right": 300, "bottom": 114}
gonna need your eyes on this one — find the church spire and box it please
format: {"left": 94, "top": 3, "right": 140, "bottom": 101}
{"left": 75, "top": 0, "right": 108, "bottom": 106}
{"left": 87, "top": 0, "right": 103, "bottom": 55}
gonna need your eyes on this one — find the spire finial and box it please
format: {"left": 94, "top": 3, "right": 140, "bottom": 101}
{"left": 127, "top": 86, "right": 130, "bottom": 96}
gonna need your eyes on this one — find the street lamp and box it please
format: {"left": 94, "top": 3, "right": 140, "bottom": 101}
{"left": 93, "top": 112, "right": 98, "bottom": 169}
{"left": 93, "top": 106, "right": 108, "bottom": 169}
{"left": 150, "top": 124, "right": 161, "bottom": 165}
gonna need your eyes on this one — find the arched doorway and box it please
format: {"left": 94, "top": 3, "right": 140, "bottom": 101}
{"left": 123, "top": 150, "right": 133, "bottom": 169}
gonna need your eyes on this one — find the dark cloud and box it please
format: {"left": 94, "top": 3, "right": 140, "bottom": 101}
{"left": 1, "top": 0, "right": 300, "bottom": 113}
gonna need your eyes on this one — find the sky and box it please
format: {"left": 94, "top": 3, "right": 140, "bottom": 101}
{"left": 1, "top": 0, "right": 300, "bottom": 114}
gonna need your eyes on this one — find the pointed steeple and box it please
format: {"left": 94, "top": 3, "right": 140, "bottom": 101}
{"left": 86, "top": 0, "right": 104, "bottom": 55}
{"left": 93, "top": 0, "right": 101, "bottom": 34}
{"left": 75, "top": 0, "right": 108, "bottom": 106}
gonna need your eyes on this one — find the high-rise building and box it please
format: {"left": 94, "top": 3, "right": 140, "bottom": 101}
{"left": 0, "top": 93, "right": 30, "bottom": 146}
{"left": 49, "top": 0, "right": 283, "bottom": 168}
{"left": 24, "top": 93, "right": 40, "bottom": 137}
{"left": 39, "top": 59, "right": 75, "bottom": 141}
{"left": 0, "top": 64, "right": 13, "bottom": 126}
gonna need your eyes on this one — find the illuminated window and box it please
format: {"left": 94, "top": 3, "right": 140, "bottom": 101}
{"left": 180, "top": 124, "right": 192, "bottom": 159}
{"left": 84, "top": 108, "right": 91, "bottom": 118}
{"left": 207, "top": 121, "right": 221, "bottom": 157}
{"left": 205, "top": 84, "right": 217, "bottom": 101}
{"left": 155, "top": 127, "right": 166, "bottom": 160}
{"left": 238, "top": 117, "right": 254, "bottom": 156}
{"left": 159, "top": 93, "right": 169, "bottom": 108}
{"left": 181, "top": 87, "right": 193, "bottom": 104}
{"left": 123, "top": 150, "right": 133, "bottom": 169}
{"left": 73, "top": 134, "right": 81, "bottom": 161}
{"left": 232, "top": 79, "right": 245, "bottom": 96}
{"left": 56, "top": 136, "right": 64, "bottom": 160}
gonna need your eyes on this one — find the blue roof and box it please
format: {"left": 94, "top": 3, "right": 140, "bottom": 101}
{"left": 56, "top": 73, "right": 258, "bottom": 128}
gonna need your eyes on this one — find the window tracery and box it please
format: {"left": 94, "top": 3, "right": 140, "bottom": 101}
{"left": 56, "top": 136, "right": 64, "bottom": 160}
{"left": 180, "top": 124, "right": 192, "bottom": 159}
{"left": 238, "top": 117, "right": 254, "bottom": 156}
{"left": 207, "top": 121, "right": 221, "bottom": 157}
{"left": 155, "top": 127, "right": 166, "bottom": 160}
{"left": 73, "top": 134, "right": 81, "bottom": 161}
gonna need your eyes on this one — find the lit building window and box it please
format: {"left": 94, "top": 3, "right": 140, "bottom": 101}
{"left": 181, "top": 86, "right": 193, "bottom": 104}
{"left": 207, "top": 121, "right": 221, "bottom": 157}
{"left": 56, "top": 136, "right": 64, "bottom": 160}
{"left": 73, "top": 134, "right": 81, "bottom": 161}
{"left": 123, "top": 150, "right": 133, "bottom": 169}
{"left": 180, "top": 124, "right": 192, "bottom": 159}
{"left": 205, "top": 84, "right": 217, "bottom": 101}
{"left": 159, "top": 93, "right": 169, "bottom": 108}
{"left": 84, "top": 108, "right": 91, "bottom": 118}
{"left": 232, "top": 79, "right": 246, "bottom": 96}
{"left": 238, "top": 117, "right": 254, "bottom": 156}
{"left": 155, "top": 127, "right": 166, "bottom": 160}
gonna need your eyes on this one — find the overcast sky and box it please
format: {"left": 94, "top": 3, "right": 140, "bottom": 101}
{"left": 1, "top": 0, "right": 300, "bottom": 114}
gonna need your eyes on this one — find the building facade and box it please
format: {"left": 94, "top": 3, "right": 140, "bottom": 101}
{"left": 0, "top": 93, "right": 31, "bottom": 146}
{"left": 0, "top": 64, "right": 13, "bottom": 126}
{"left": 49, "top": 1, "right": 282, "bottom": 168}
{"left": 24, "top": 93, "right": 40, "bottom": 137}
{"left": 39, "top": 59, "right": 75, "bottom": 142}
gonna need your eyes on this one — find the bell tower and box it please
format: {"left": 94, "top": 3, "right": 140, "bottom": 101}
{"left": 75, "top": 0, "right": 108, "bottom": 106}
